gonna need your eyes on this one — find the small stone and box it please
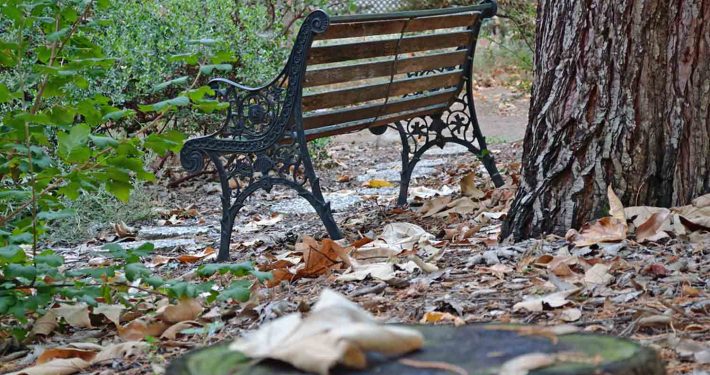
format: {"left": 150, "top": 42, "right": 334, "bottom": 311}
{"left": 483, "top": 250, "right": 500, "bottom": 265}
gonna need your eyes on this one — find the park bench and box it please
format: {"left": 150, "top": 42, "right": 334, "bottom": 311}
{"left": 180, "top": 0, "right": 504, "bottom": 261}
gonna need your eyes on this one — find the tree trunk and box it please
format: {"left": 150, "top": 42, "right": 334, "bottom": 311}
{"left": 502, "top": 0, "right": 710, "bottom": 241}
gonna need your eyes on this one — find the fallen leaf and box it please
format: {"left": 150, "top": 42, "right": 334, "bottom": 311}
{"left": 460, "top": 173, "right": 486, "bottom": 199}
{"left": 565, "top": 217, "right": 627, "bottom": 247}
{"left": 607, "top": 185, "right": 625, "bottom": 221}
{"left": 176, "top": 247, "right": 216, "bottom": 263}
{"left": 148, "top": 254, "right": 173, "bottom": 268}
{"left": 418, "top": 196, "right": 452, "bottom": 217}
{"left": 584, "top": 264, "right": 613, "bottom": 286}
{"left": 160, "top": 321, "right": 203, "bottom": 340}
{"left": 362, "top": 179, "right": 393, "bottom": 188}
{"left": 419, "top": 311, "right": 464, "bottom": 326}
{"left": 113, "top": 221, "right": 136, "bottom": 238}
{"left": 513, "top": 289, "right": 579, "bottom": 312}
{"left": 336, "top": 175, "right": 351, "bottom": 183}
{"left": 52, "top": 303, "right": 92, "bottom": 329}
{"left": 229, "top": 289, "right": 423, "bottom": 375}
{"left": 337, "top": 263, "right": 395, "bottom": 282}
{"left": 158, "top": 298, "right": 204, "bottom": 324}
{"left": 499, "top": 352, "right": 555, "bottom": 375}
{"left": 30, "top": 310, "right": 58, "bottom": 336}
{"left": 93, "top": 341, "right": 149, "bottom": 363}
{"left": 6, "top": 358, "right": 89, "bottom": 375}
{"left": 559, "top": 308, "right": 582, "bottom": 322}
{"left": 642, "top": 263, "right": 670, "bottom": 277}
{"left": 37, "top": 348, "right": 97, "bottom": 364}
{"left": 118, "top": 318, "right": 170, "bottom": 341}
{"left": 93, "top": 304, "right": 124, "bottom": 327}
{"left": 635, "top": 209, "right": 670, "bottom": 242}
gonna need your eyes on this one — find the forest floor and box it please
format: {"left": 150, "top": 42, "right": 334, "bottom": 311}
{"left": 3, "top": 84, "right": 708, "bottom": 375}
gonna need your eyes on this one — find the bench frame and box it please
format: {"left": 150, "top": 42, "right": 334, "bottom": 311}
{"left": 181, "top": 0, "right": 503, "bottom": 261}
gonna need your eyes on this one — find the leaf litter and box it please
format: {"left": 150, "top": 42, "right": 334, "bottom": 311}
{"left": 2, "top": 137, "right": 708, "bottom": 375}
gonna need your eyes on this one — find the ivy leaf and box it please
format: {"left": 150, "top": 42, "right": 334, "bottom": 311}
{"left": 169, "top": 53, "right": 200, "bottom": 65}
{"left": 218, "top": 280, "right": 252, "bottom": 302}
{"left": 197, "top": 262, "right": 253, "bottom": 277}
{"left": 250, "top": 270, "right": 273, "bottom": 283}
{"left": 199, "top": 64, "right": 232, "bottom": 75}
{"left": 102, "top": 109, "right": 135, "bottom": 122}
{"left": 0, "top": 296, "right": 15, "bottom": 315}
{"left": 138, "top": 96, "right": 189, "bottom": 113}
{"left": 144, "top": 130, "right": 185, "bottom": 156}
{"left": 89, "top": 135, "right": 118, "bottom": 148}
{"left": 152, "top": 76, "right": 189, "bottom": 92}
{"left": 125, "top": 263, "right": 151, "bottom": 282}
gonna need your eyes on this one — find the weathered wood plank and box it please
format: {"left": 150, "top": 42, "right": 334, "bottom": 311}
{"left": 315, "top": 13, "right": 479, "bottom": 40}
{"left": 304, "top": 51, "right": 467, "bottom": 87}
{"left": 302, "top": 70, "right": 462, "bottom": 111}
{"left": 303, "top": 89, "right": 456, "bottom": 129}
{"left": 308, "top": 31, "right": 472, "bottom": 65}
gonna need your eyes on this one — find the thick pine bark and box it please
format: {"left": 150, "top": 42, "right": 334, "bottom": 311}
{"left": 502, "top": 0, "right": 710, "bottom": 240}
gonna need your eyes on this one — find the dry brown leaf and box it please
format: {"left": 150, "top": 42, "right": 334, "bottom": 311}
{"left": 635, "top": 209, "right": 670, "bottom": 242}
{"left": 584, "top": 264, "right": 613, "bottom": 286}
{"left": 607, "top": 185, "right": 625, "bottom": 222}
{"left": 161, "top": 321, "right": 203, "bottom": 340}
{"left": 158, "top": 298, "right": 204, "bottom": 324}
{"left": 460, "top": 173, "right": 485, "bottom": 199}
{"left": 30, "top": 310, "right": 58, "bottom": 336}
{"left": 113, "top": 221, "right": 136, "bottom": 238}
{"left": 93, "top": 341, "right": 149, "bottom": 363}
{"left": 37, "top": 348, "right": 97, "bottom": 364}
{"left": 93, "top": 304, "right": 124, "bottom": 327}
{"left": 418, "top": 196, "right": 452, "bottom": 217}
{"left": 6, "top": 358, "right": 89, "bottom": 375}
{"left": 513, "top": 289, "right": 579, "bottom": 312}
{"left": 176, "top": 247, "right": 216, "bottom": 264}
{"left": 52, "top": 303, "right": 92, "bottom": 329}
{"left": 118, "top": 318, "right": 170, "bottom": 341}
{"left": 297, "top": 236, "right": 343, "bottom": 278}
{"left": 565, "top": 217, "right": 627, "bottom": 247}
{"left": 229, "top": 289, "right": 423, "bottom": 375}
{"left": 148, "top": 254, "right": 173, "bottom": 267}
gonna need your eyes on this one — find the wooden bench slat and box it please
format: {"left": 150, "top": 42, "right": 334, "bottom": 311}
{"left": 303, "top": 88, "right": 456, "bottom": 130}
{"left": 315, "top": 13, "right": 479, "bottom": 40}
{"left": 308, "top": 31, "right": 472, "bottom": 65}
{"left": 304, "top": 104, "right": 446, "bottom": 140}
{"left": 302, "top": 70, "right": 463, "bottom": 111}
{"left": 304, "top": 50, "right": 468, "bottom": 88}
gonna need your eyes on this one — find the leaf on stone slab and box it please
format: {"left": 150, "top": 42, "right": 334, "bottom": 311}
{"left": 565, "top": 217, "right": 627, "bottom": 247}
{"left": 635, "top": 209, "right": 670, "bottom": 242}
{"left": 52, "top": 303, "right": 92, "bottom": 329}
{"left": 513, "top": 289, "right": 579, "bottom": 312}
{"left": 229, "top": 289, "right": 423, "bottom": 375}
{"left": 158, "top": 298, "right": 204, "bottom": 324}
{"left": 499, "top": 352, "right": 556, "bottom": 375}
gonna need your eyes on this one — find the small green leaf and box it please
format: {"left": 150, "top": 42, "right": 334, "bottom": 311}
{"left": 35, "top": 252, "right": 64, "bottom": 267}
{"left": 57, "top": 124, "right": 91, "bottom": 163}
{"left": 152, "top": 76, "right": 189, "bottom": 92}
{"left": 102, "top": 109, "right": 135, "bottom": 122}
{"left": 199, "top": 64, "right": 232, "bottom": 75}
{"left": 5, "top": 264, "right": 37, "bottom": 280}
{"left": 37, "top": 209, "right": 75, "bottom": 220}
{"left": 188, "top": 38, "right": 219, "bottom": 45}
{"left": 0, "top": 83, "right": 21, "bottom": 103}
{"left": 0, "top": 246, "right": 25, "bottom": 264}
{"left": 169, "top": 53, "right": 200, "bottom": 65}
{"left": 47, "top": 27, "right": 71, "bottom": 42}
{"left": 250, "top": 270, "right": 273, "bottom": 283}
{"left": 125, "top": 263, "right": 151, "bottom": 282}
{"left": 139, "top": 96, "right": 190, "bottom": 113}
{"left": 218, "top": 280, "right": 252, "bottom": 302}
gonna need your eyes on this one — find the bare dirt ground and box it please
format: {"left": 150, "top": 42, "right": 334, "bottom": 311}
{"left": 3, "top": 85, "right": 708, "bottom": 375}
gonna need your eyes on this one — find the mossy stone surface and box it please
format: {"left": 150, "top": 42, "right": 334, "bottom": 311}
{"left": 167, "top": 324, "right": 664, "bottom": 375}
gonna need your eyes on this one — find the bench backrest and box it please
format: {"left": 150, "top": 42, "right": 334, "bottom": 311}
{"left": 300, "top": 3, "right": 496, "bottom": 138}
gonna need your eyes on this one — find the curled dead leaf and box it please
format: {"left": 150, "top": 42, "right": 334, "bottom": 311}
{"left": 158, "top": 298, "right": 204, "bottom": 324}
{"left": 565, "top": 217, "right": 627, "bottom": 247}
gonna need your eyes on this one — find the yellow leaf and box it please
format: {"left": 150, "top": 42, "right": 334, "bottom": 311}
{"left": 362, "top": 179, "right": 393, "bottom": 188}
